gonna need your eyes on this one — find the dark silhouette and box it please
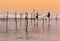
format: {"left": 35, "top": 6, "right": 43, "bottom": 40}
{"left": 20, "top": 13, "right": 22, "bottom": 28}
{"left": 42, "top": 16, "right": 44, "bottom": 32}
{"left": 56, "top": 14, "right": 57, "bottom": 28}
{"left": 31, "top": 13, "right": 33, "bottom": 23}
{"left": 36, "top": 12, "right": 38, "bottom": 19}
{"left": 15, "top": 12, "right": 17, "bottom": 32}
{"left": 36, "top": 12, "right": 38, "bottom": 30}
{"left": 33, "top": 9, "right": 35, "bottom": 29}
{"left": 47, "top": 12, "right": 50, "bottom": 18}
{"left": 25, "top": 12, "right": 28, "bottom": 35}
{"left": 6, "top": 11, "right": 8, "bottom": 32}
{"left": 47, "top": 12, "right": 50, "bottom": 33}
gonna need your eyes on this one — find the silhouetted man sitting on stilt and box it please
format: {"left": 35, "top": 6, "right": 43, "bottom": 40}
{"left": 47, "top": 12, "right": 50, "bottom": 19}
{"left": 36, "top": 12, "right": 38, "bottom": 19}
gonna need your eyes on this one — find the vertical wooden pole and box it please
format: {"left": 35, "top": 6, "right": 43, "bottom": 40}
{"left": 42, "top": 16, "right": 44, "bottom": 32}
{"left": 56, "top": 14, "right": 57, "bottom": 25}
{"left": 6, "top": 11, "right": 8, "bottom": 32}
{"left": 15, "top": 12, "right": 17, "bottom": 32}
{"left": 47, "top": 16, "right": 50, "bottom": 33}
{"left": 25, "top": 12, "right": 28, "bottom": 35}
{"left": 47, "top": 17, "right": 50, "bottom": 41}
{"left": 2, "top": 12, "right": 4, "bottom": 21}
{"left": 31, "top": 13, "right": 32, "bottom": 23}
{"left": 20, "top": 13, "right": 22, "bottom": 28}
{"left": 2, "top": 11, "right": 4, "bottom": 22}
{"left": 34, "top": 14, "right": 35, "bottom": 29}
{"left": 33, "top": 9, "right": 35, "bottom": 29}
{"left": 56, "top": 14, "right": 57, "bottom": 30}
{"left": 36, "top": 12, "right": 38, "bottom": 29}
{"left": 47, "top": 12, "right": 50, "bottom": 33}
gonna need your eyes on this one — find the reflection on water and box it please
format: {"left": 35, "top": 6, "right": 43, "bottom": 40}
{"left": 0, "top": 18, "right": 60, "bottom": 41}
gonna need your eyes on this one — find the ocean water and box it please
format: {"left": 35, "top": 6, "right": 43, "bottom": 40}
{"left": 0, "top": 18, "right": 60, "bottom": 41}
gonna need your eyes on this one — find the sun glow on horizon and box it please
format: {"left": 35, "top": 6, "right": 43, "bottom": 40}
{"left": 0, "top": 0, "right": 60, "bottom": 14}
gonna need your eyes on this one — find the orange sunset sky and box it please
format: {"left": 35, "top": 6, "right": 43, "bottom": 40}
{"left": 0, "top": 0, "right": 60, "bottom": 14}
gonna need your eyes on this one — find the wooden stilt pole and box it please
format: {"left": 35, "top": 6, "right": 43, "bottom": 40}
{"left": 25, "top": 12, "right": 28, "bottom": 35}
{"left": 20, "top": 13, "right": 22, "bottom": 29}
{"left": 15, "top": 12, "right": 17, "bottom": 32}
{"left": 42, "top": 16, "right": 44, "bottom": 32}
{"left": 6, "top": 11, "right": 8, "bottom": 32}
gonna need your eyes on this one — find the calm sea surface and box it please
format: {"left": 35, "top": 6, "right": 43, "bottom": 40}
{"left": 0, "top": 18, "right": 60, "bottom": 41}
